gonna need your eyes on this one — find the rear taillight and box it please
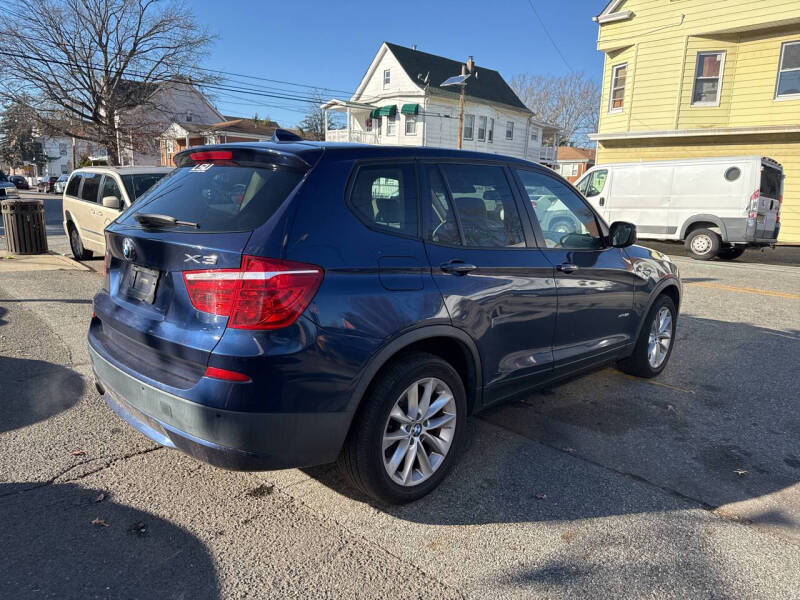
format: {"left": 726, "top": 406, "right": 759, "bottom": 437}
{"left": 204, "top": 366, "right": 251, "bottom": 382}
{"left": 748, "top": 189, "right": 760, "bottom": 219}
{"left": 183, "top": 255, "right": 323, "bottom": 330}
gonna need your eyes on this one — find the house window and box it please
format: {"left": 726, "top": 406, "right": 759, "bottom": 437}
{"left": 477, "top": 116, "right": 487, "bottom": 141}
{"left": 530, "top": 127, "right": 539, "bottom": 141}
{"left": 488, "top": 118, "right": 494, "bottom": 143}
{"left": 505, "top": 121, "right": 514, "bottom": 140}
{"left": 405, "top": 114, "right": 416, "bottom": 135}
{"left": 387, "top": 113, "right": 396, "bottom": 135}
{"left": 165, "top": 139, "right": 175, "bottom": 154}
{"left": 692, "top": 52, "right": 725, "bottom": 105}
{"left": 463, "top": 114, "right": 475, "bottom": 140}
{"left": 383, "top": 69, "right": 391, "bottom": 88}
{"left": 185, "top": 113, "right": 193, "bottom": 122}
{"left": 776, "top": 41, "right": 800, "bottom": 99}
{"left": 59, "top": 143, "right": 68, "bottom": 156}
{"left": 609, "top": 63, "right": 627, "bottom": 112}
{"left": 204, "top": 135, "right": 216, "bottom": 145}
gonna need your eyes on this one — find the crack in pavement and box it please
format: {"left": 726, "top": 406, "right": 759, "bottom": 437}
{"left": 0, "top": 446, "right": 163, "bottom": 500}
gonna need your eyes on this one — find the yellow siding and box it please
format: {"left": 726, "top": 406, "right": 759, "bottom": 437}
{"left": 594, "top": 1, "right": 800, "bottom": 243}
{"left": 596, "top": 136, "right": 800, "bottom": 243}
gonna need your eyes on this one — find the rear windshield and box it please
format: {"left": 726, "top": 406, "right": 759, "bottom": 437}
{"left": 760, "top": 166, "right": 781, "bottom": 199}
{"left": 121, "top": 173, "right": 169, "bottom": 201}
{"left": 119, "top": 165, "right": 303, "bottom": 232}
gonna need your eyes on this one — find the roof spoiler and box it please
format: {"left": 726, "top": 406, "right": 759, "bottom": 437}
{"left": 271, "top": 129, "right": 304, "bottom": 142}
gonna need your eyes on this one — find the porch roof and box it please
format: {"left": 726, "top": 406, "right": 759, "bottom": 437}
{"left": 321, "top": 98, "right": 376, "bottom": 112}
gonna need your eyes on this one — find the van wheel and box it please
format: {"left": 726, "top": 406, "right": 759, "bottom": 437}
{"left": 718, "top": 246, "right": 746, "bottom": 261}
{"left": 685, "top": 228, "right": 720, "bottom": 260}
{"left": 618, "top": 295, "right": 677, "bottom": 378}
{"left": 68, "top": 224, "right": 92, "bottom": 260}
{"left": 338, "top": 352, "right": 466, "bottom": 504}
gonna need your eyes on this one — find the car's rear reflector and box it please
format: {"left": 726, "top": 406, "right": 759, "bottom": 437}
{"left": 204, "top": 366, "right": 251, "bottom": 382}
{"left": 183, "top": 255, "right": 323, "bottom": 330}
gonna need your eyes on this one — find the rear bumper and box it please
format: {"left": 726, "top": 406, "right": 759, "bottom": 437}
{"left": 722, "top": 217, "right": 779, "bottom": 246}
{"left": 89, "top": 344, "right": 352, "bottom": 471}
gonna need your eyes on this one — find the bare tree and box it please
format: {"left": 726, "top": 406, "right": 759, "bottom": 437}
{"left": 299, "top": 90, "right": 339, "bottom": 141}
{"left": 0, "top": 0, "right": 215, "bottom": 165}
{"left": 511, "top": 72, "right": 600, "bottom": 147}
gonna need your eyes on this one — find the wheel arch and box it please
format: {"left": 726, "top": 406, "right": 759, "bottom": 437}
{"left": 346, "top": 326, "right": 483, "bottom": 418}
{"left": 680, "top": 215, "right": 728, "bottom": 242}
{"left": 634, "top": 279, "right": 681, "bottom": 341}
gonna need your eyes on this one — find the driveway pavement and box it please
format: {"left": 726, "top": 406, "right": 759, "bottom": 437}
{"left": 0, "top": 243, "right": 798, "bottom": 598}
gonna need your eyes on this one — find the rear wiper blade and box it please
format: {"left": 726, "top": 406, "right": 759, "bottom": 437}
{"left": 134, "top": 213, "right": 199, "bottom": 228}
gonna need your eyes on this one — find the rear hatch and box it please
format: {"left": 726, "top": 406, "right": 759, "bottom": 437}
{"left": 747, "top": 158, "right": 783, "bottom": 241}
{"left": 92, "top": 146, "right": 316, "bottom": 390}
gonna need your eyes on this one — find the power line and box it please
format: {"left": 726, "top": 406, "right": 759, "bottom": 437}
{"left": 526, "top": 0, "right": 574, "bottom": 72}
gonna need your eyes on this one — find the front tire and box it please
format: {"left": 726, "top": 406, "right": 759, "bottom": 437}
{"left": 338, "top": 353, "right": 467, "bottom": 504}
{"left": 68, "top": 224, "right": 92, "bottom": 260}
{"left": 618, "top": 295, "right": 677, "bottom": 378}
{"left": 685, "top": 228, "right": 721, "bottom": 260}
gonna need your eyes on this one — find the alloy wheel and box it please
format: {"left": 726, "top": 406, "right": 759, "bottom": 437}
{"left": 647, "top": 306, "right": 673, "bottom": 369}
{"left": 382, "top": 377, "right": 457, "bottom": 487}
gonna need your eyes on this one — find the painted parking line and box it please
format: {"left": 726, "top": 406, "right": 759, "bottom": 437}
{"left": 685, "top": 281, "right": 800, "bottom": 300}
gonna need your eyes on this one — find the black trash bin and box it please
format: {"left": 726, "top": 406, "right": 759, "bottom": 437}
{"left": 1, "top": 198, "right": 48, "bottom": 254}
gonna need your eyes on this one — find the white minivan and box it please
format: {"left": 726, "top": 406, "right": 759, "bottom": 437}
{"left": 62, "top": 166, "right": 172, "bottom": 259}
{"left": 574, "top": 156, "right": 783, "bottom": 260}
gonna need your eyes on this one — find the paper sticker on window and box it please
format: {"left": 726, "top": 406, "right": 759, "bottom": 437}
{"left": 191, "top": 163, "right": 214, "bottom": 173}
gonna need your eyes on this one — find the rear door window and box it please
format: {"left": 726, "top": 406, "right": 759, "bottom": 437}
{"left": 760, "top": 166, "right": 781, "bottom": 199}
{"left": 439, "top": 163, "right": 524, "bottom": 248}
{"left": 66, "top": 174, "right": 82, "bottom": 197}
{"left": 80, "top": 173, "right": 101, "bottom": 203}
{"left": 120, "top": 165, "right": 304, "bottom": 232}
{"left": 348, "top": 163, "right": 418, "bottom": 236}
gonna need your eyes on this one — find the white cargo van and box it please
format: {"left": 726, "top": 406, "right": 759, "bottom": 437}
{"left": 574, "top": 156, "right": 783, "bottom": 260}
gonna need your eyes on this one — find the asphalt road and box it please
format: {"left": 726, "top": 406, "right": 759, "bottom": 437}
{"left": 1, "top": 226, "right": 799, "bottom": 597}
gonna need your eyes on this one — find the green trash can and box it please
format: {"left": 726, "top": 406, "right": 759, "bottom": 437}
{"left": 1, "top": 198, "right": 48, "bottom": 254}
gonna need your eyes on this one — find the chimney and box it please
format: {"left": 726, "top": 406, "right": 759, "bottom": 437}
{"left": 466, "top": 56, "right": 474, "bottom": 73}
{"left": 412, "top": 44, "right": 416, "bottom": 50}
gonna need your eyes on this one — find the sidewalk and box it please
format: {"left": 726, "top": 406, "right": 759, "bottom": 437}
{"left": 0, "top": 250, "right": 89, "bottom": 272}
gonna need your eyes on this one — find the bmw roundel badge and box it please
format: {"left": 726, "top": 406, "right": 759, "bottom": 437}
{"left": 122, "top": 238, "right": 135, "bottom": 261}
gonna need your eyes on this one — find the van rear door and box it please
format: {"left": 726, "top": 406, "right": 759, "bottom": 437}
{"left": 750, "top": 159, "right": 783, "bottom": 241}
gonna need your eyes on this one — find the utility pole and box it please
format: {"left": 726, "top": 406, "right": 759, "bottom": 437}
{"left": 457, "top": 64, "right": 466, "bottom": 150}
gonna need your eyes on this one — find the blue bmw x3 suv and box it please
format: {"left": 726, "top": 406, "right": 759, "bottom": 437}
{"left": 89, "top": 137, "right": 681, "bottom": 504}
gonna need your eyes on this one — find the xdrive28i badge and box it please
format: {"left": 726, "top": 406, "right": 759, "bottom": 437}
{"left": 121, "top": 238, "right": 136, "bottom": 261}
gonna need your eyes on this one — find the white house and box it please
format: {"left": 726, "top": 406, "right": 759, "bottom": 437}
{"left": 323, "top": 42, "right": 559, "bottom": 166}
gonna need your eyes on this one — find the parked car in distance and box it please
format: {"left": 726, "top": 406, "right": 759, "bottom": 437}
{"left": 575, "top": 156, "right": 783, "bottom": 260}
{"left": 89, "top": 140, "right": 681, "bottom": 505}
{"left": 8, "top": 175, "right": 30, "bottom": 190}
{"left": 0, "top": 171, "right": 20, "bottom": 198}
{"left": 38, "top": 175, "right": 59, "bottom": 193}
{"left": 62, "top": 166, "right": 173, "bottom": 259}
{"left": 53, "top": 174, "right": 69, "bottom": 194}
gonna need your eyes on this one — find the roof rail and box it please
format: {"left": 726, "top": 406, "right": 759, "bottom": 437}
{"left": 271, "top": 129, "right": 304, "bottom": 142}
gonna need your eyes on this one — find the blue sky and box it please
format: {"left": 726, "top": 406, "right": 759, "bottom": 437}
{"left": 193, "top": 0, "right": 605, "bottom": 127}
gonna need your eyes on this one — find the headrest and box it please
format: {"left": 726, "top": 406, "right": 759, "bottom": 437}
{"left": 457, "top": 196, "right": 486, "bottom": 219}
{"left": 375, "top": 196, "right": 401, "bottom": 222}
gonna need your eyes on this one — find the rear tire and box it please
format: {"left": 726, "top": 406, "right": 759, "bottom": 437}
{"left": 617, "top": 295, "right": 677, "bottom": 378}
{"left": 717, "top": 246, "right": 746, "bottom": 260}
{"left": 338, "top": 352, "right": 467, "bottom": 504}
{"left": 684, "top": 228, "right": 721, "bottom": 260}
{"left": 68, "top": 223, "right": 92, "bottom": 260}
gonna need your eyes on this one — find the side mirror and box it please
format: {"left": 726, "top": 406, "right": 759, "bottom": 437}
{"left": 609, "top": 221, "right": 637, "bottom": 248}
{"left": 102, "top": 195, "right": 121, "bottom": 209}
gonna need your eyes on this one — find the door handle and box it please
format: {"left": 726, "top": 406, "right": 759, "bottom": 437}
{"left": 440, "top": 260, "right": 477, "bottom": 275}
{"left": 557, "top": 263, "right": 579, "bottom": 274}
{"left": 598, "top": 197, "right": 605, "bottom": 206}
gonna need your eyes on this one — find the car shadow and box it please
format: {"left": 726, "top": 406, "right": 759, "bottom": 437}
{"left": 0, "top": 482, "right": 220, "bottom": 598}
{"left": 305, "top": 316, "right": 800, "bottom": 527}
{"left": 0, "top": 356, "right": 84, "bottom": 434}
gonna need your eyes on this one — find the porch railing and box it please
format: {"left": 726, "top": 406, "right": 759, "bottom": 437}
{"left": 325, "top": 129, "right": 379, "bottom": 144}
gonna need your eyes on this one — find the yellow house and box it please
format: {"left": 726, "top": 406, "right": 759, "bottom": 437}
{"left": 590, "top": 0, "right": 800, "bottom": 243}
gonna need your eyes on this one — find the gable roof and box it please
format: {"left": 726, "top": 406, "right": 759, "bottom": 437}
{"left": 384, "top": 42, "right": 531, "bottom": 113}
{"left": 557, "top": 146, "right": 596, "bottom": 162}
{"left": 209, "top": 118, "right": 279, "bottom": 136}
